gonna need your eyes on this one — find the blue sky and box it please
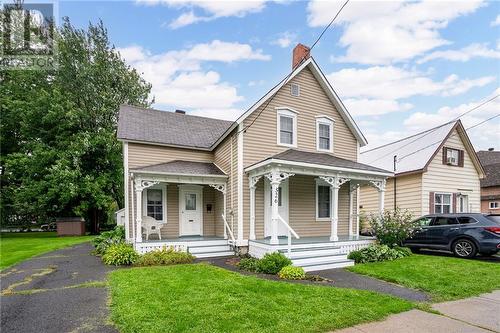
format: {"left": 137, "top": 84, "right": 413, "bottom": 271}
{"left": 59, "top": 0, "right": 499, "bottom": 150}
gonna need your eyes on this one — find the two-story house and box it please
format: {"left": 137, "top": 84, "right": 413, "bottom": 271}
{"left": 117, "top": 44, "right": 392, "bottom": 271}
{"left": 359, "top": 120, "right": 484, "bottom": 219}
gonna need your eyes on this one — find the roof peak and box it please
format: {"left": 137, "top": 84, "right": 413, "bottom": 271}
{"left": 361, "top": 120, "right": 457, "bottom": 154}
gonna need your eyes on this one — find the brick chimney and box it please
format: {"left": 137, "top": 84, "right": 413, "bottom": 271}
{"left": 292, "top": 43, "right": 310, "bottom": 69}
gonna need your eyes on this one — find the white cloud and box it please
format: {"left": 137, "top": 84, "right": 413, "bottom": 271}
{"left": 117, "top": 40, "right": 270, "bottom": 115}
{"left": 343, "top": 98, "right": 413, "bottom": 117}
{"left": 403, "top": 88, "right": 500, "bottom": 150}
{"left": 271, "top": 31, "right": 297, "bottom": 48}
{"left": 137, "top": 0, "right": 267, "bottom": 28}
{"left": 418, "top": 43, "right": 500, "bottom": 63}
{"left": 491, "top": 15, "right": 500, "bottom": 26}
{"left": 308, "top": 0, "right": 484, "bottom": 64}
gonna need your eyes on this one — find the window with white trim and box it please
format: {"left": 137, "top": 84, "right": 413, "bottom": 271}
{"left": 276, "top": 109, "right": 297, "bottom": 147}
{"left": 446, "top": 148, "right": 459, "bottom": 166}
{"left": 316, "top": 180, "right": 331, "bottom": 219}
{"left": 316, "top": 117, "right": 334, "bottom": 152}
{"left": 457, "top": 195, "right": 468, "bottom": 213}
{"left": 490, "top": 202, "right": 499, "bottom": 209}
{"left": 143, "top": 186, "right": 167, "bottom": 222}
{"left": 434, "top": 193, "right": 451, "bottom": 214}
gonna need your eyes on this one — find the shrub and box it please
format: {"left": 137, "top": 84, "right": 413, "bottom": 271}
{"left": 237, "top": 257, "right": 259, "bottom": 272}
{"left": 278, "top": 265, "right": 306, "bottom": 280}
{"left": 92, "top": 226, "right": 126, "bottom": 255}
{"left": 102, "top": 243, "right": 139, "bottom": 266}
{"left": 348, "top": 244, "right": 412, "bottom": 264}
{"left": 256, "top": 252, "right": 292, "bottom": 275}
{"left": 369, "top": 208, "right": 417, "bottom": 247}
{"left": 135, "top": 247, "right": 195, "bottom": 266}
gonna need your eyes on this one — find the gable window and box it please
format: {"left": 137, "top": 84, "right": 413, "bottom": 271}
{"left": 316, "top": 116, "right": 334, "bottom": 152}
{"left": 276, "top": 108, "right": 297, "bottom": 147}
{"left": 143, "top": 185, "right": 167, "bottom": 222}
{"left": 490, "top": 202, "right": 499, "bottom": 209}
{"left": 316, "top": 179, "right": 331, "bottom": 220}
{"left": 290, "top": 83, "right": 300, "bottom": 97}
{"left": 434, "top": 193, "right": 451, "bottom": 214}
{"left": 443, "top": 147, "right": 463, "bottom": 167}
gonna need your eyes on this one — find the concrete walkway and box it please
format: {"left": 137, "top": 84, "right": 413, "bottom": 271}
{"left": 0, "top": 243, "right": 117, "bottom": 333}
{"left": 334, "top": 290, "right": 500, "bottom": 333}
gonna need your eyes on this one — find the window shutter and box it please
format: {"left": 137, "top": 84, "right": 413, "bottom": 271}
{"left": 452, "top": 193, "right": 457, "bottom": 213}
{"left": 458, "top": 150, "right": 464, "bottom": 167}
{"left": 429, "top": 192, "right": 435, "bottom": 214}
{"left": 442, "top": 147, "right": 447, "bottom": 165}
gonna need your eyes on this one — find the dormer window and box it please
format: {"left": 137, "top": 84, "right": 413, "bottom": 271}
{"left": 276, "top": 108, "right": 298, "bottom": 147}
{"left": 316, "top": 116, "right": 334, "bottom": 153}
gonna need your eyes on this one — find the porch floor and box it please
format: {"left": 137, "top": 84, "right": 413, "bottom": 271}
{"left": 251, "top": 235, "right": 375, "bottom": 245}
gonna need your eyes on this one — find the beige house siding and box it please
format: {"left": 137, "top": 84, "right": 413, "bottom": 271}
{"left": 422, "top": 130, "right": 481, "bottom": 214}
{"left": 360, "top": 174, "right": 423, "bottom": 218}
{"left": 241, "top": 67, "right": 359, "bottom": 239}
{"left": 128, "top": 142, "right": 213, "bottom": 169}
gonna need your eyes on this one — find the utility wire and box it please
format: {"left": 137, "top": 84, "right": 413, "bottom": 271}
{"left": 367, "top": 94, "right": 499, "bottom": 164}
{"left": 396, "top": 113, "right": 500, "bottom": 162}
{"left": 240, "top": 0, "right": 350, "bottom": 134}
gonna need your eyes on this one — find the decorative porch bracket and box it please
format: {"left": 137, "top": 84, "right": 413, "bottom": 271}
{"left": 209, "top": 183, "right": 226, "bottom": 194}
{"left": 134, "top": 179, "right": 160, "bottom": 243}
{"left": 319, "top": 176, "right": 350, "bottom": 242}
{"left": 264, "top": 171, "right": 294, "bottom": 245}
{"left": 369, "top": 179, "right": 387, "bottom": 214}
{"left": 248, "top": 176, "right": 262, "bottom": 240}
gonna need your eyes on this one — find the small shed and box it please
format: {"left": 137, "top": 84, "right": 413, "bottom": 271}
{"left": 56, "top": 217, "right": 86, "bottom": 236}
{"left": 115, "top": 208, "right": 126, "bottom": 227}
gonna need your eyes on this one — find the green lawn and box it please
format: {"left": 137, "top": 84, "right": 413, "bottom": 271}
{"left": 0, "top": 232, "right": 93, "bottom": 270}
{"left": 348, "top": 254, "right": 500, "bottom": 302}
{"left": 109, "top": 263, "right": 412, "bottom": 333}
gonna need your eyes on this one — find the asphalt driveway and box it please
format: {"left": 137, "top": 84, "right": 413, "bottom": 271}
{"left": 0, "top": 242, "right": 117, "bottom": 333}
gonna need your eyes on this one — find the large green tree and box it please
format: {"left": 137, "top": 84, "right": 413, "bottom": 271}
{"left": 1, "top": 18, "right": 152, "bottom": 232}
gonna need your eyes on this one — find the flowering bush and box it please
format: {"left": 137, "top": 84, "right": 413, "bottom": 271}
{"left": 369, "top": 208, "right": 417, "bottom": 247}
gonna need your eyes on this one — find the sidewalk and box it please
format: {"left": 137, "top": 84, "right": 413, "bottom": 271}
{"left": 334, "top": 291, "right": 500, "bottom": 333}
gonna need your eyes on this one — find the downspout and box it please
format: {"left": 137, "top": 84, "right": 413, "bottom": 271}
{"left": 393, "top": 155, "right": 397, "bottom": 210}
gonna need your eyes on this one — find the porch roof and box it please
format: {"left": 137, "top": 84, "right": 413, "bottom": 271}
{"left": 131, "top": 160, "right": 227, "bottom": 177}
{"left": 245, "top": 149, "right": 393, "bottom": 177}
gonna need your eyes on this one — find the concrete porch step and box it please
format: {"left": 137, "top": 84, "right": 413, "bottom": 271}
{"left": 291, "top": 253, "right": 349, "bottom": 266}
{"left": 193, "top": 250, "right": 235, "bottom": 258}
{"left": 301, "top": 259, "right": 354, "bottom": 272}
{"left": 188, "top": 245, "right": 232, "bottom": 254}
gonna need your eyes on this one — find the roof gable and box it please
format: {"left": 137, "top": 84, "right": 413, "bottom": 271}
{"left": 360, "top": 120, "right": 485, "bottom": 177}
{"left": 214, "top": 57, "right": 368, "bottom": 148}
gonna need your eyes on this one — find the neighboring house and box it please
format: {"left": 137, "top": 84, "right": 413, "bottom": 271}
{"left": 117, "top": 44, "right": 392, "bottom": 271}
{"left": 359, "top": 120, "right": 485, "bottom": 219}
{"left": 477, "top": 149, "right": 500, "bottom": 214}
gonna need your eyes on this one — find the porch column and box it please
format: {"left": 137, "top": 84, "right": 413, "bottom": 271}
{"left": 370, "top": 179, "right": 387, "bottom": 215}
{"left": 249, "top": 176, "right": 261, "bottom": 240}
{"left": 209, "top": 184, "right": 228, "bottom": 239}
{"left": 356, "top": 185, "right": 360, "bottom": 237}
{"left": 348, "top": 184, "right": 354, "bottom": 237}
{"left": 265, "top": 171, "right": 294, "bottom": 245}
{"left": 134, "top": 179, "right": 159, "bottom": 243}
{"left": 320, "top": 176, "right": 350, "bottom": 242}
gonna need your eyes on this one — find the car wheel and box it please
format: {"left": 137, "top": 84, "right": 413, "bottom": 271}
{"left": 410, "top": 247, "right": 421, "bottom": 254}
{"left": 452, "top": 239, "right": 477, "bottom": 258}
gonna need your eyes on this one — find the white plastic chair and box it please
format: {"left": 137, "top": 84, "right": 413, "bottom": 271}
{"left": 142, "top": 216, "right": 164, "bottom": 240}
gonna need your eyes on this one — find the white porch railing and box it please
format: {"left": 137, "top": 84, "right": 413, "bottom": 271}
{"left": 277, "top": 213, "right": 299, "bottom": 256}
{"left": 222, "top": 214, "right": 236, "bottom": 245}
{"left": 136, "top": 242, "right": 187, "bottom": 254}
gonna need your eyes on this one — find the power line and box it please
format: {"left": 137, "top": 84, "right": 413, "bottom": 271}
{"left": 396, "top": 113, "right": 500, "bottom": 163}
{"left": 367, "top": 94, "right": 499, "bottom": 164}
{"left": 240, "top": 0, "right": 350, "bottom": 134}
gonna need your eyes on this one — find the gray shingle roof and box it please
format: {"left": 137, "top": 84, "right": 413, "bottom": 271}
{"left": 117, "top": 105, "right": 234, "bottom": 149}
{"left": 131, "top": 160, "right": 226, "bottom": 176}
{"left": 477, "top": 150, "right": 500, "bottom": 166}
{"left": 265, "top": 149, "right": 392, "bottom": 174}
{"left": 477, "top": 151, "right": 500, "bottom": 187}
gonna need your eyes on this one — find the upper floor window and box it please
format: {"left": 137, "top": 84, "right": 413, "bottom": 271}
{"left": 443, "top": 147, "right": 463, "bottom": 167}
{"left": 316, "top": 116, "right": 334, "bottom": 152}
{"left": 276, "top": 108, "right": 297, "bottom": 147}
{"left": 490, "top": 202, "right": 499, "bottom": 209}
{"left": 290, "top": 83, "right": 300, "bottom": 97}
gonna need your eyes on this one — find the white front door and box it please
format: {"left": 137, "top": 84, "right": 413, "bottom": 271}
{"left": 264, "top": 179, "right": 289, "bottom": 237}
{"left": 179, "top": 186, "right": 203, "bottom": 236}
